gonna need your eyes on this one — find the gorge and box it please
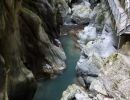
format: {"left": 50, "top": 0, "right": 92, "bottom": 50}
{"left": 0, "top": 0, "right": 130, "bottom": 100}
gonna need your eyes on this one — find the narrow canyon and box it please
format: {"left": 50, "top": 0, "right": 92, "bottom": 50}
{"left": 0, "top": 0, "right": 130, "bottom": 100}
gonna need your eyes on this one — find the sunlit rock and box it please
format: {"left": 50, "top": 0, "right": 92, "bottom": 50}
{"left": 78, "top": 25, "right": 97, "bottom": 44}
{"left": 77, "top": 76, "right": 86, "bottom": 87}
{"left": 76, "top": 53, "right": 103, "bottom": 76}
{"left": 42, "top": 47, "right": 66, "bottom": 76}
{"left": 89, "top": 79, "right": 107, "bottom": 96}
{"left": 84, "top": 76, "right": 97, "bottom": 85}
{"left": 100, "top": 53, "right": 130, "bottom": 100}
{"left": 61, "top": 84, "right": 92, "bottom": 100}
{"left": 71, "top": 1, "right": 92, "bottom": 24}
{"left": 82, "top": 24, "right": 116, "bottom": 58}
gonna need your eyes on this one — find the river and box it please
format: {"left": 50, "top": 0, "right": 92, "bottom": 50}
{"left": 33, "top": 34, "right": 80, "bottom": 100}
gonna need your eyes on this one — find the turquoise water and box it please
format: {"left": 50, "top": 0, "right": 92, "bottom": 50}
{"left": 33, "top": 35, "right": 80, "bottom": 100}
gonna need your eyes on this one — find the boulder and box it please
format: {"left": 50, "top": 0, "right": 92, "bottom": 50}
{"left": 82, "top": 26, "right": 116, "bottom": 58}
{"left": 77, "top": 76, "right": 86, "bottom": 87}
{"left": 78, "top": 25, "right": 97, "bottom": 44}
{"left": 89, "top": 79, "right": 107, "bottom": 96}
{"left": 71, "top": 1, "right": 92, "bottom": 24}
{"left": 96, "top": 94, "right": 105, "bottom": 100}
{"left": 76, "top": 53, "right": 103, "bottom": 76}
{"left": 61, "top": 84, "right": 92, "bottom": 100}
{"left": 84, "top": 76, "right": 97, "bottom": 84}
{"left": 100, "top": 53, "right": 130, "bottom": 100}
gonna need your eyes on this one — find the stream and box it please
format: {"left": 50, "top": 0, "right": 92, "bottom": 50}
{"left": 33, "top": 35, "right": 80, "bottom": 100}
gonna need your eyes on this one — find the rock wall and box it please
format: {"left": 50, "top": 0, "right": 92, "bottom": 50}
{"left": 0, "top": 0, "right": 69, "bottom": 99}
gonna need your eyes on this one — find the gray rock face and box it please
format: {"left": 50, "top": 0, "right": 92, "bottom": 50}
{"left": 61, "top": 84, "right": 92, "bottom": 100}
{"left": 61, "top": 84, "right": 114, "bottom": 100}
{"left": 52, "top": 45, "right": 66, "bottom": 61}
{"left": 100, "top": 53, "right": 130, "bottom": 100}
{"left": 81, "top": 24, "right": 116, "bottom": 58}
{"left": 76, "top": 53, "right": 130, "bottom": 100}
{"left": 61, "top": 0, "right": 130, "bottom": 100}
{"left": 0, "top": 0, "right": 67, "bottom": 99}
{"left": 71, "top": 1, "right": 92, "bottom": 24}
{"left": 20, "top": 7, "right": 66, "bottom": 77}
{"left": 76, "top": 53, "right": 103, "bottom": 76}
{"left": 73, "top": 1, "right": 120, "bottom": 99}
{"left": 84, "top": 76, "right": 97, "bottom": 84}
{"left": 56, "top": 0, "right": 71, "bottom": 18}
{"left": 78, "top": 25, "right": 97, "bottom": 44}
{"left": 42, "top": 45, "right": 66, "bottom": 76}
{"left": 89, "top": 79, "right": 107, "bottom": 95}
{"left": 77, "top": 76, "right": 86, "bottom": 87}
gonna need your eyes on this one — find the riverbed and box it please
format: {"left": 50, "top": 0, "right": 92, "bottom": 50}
{"left": 33, "top": 35, "right": 80, "bottom": 100}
